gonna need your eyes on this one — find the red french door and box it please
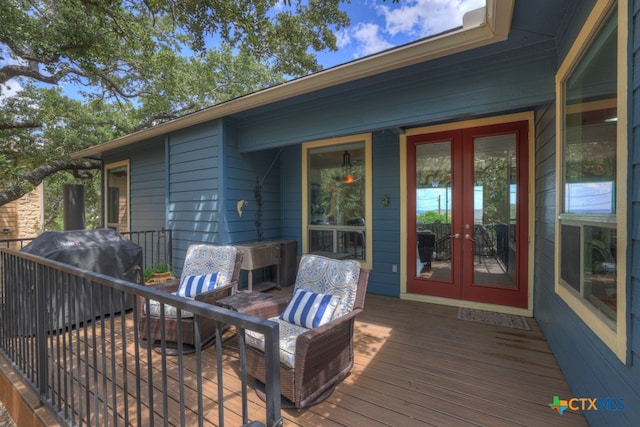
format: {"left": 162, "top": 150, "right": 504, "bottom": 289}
{"left": 407, "top": 121, "right": 529, "bottom": 308}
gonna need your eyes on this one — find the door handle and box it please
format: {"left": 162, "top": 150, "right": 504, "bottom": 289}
{"left": 465, "top": 233, "right": 475, "bottom": 242}
{"left": 449, "top": 233, "right": 460, "bottom": 239}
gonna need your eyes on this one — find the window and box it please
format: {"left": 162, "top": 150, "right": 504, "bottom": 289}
{"left": 105, "top": 160, "right": 130, "bottom": 232}
{"left": 555, "top": 0, "right": 627, "bottom": 361}
{"left": 302, "top": 134, "right": 372, "bottom": 266}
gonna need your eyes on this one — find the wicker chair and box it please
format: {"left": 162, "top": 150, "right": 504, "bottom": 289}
{"left": 243, "top": 254, "right": 370, "bottom": 408}
{"left": 137, "top": 244, "right": 243, "bottom": 352}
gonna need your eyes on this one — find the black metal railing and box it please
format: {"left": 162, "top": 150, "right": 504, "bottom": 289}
{"left": 416, "top": 222, "right": 510, "bottom": 270}
{"left": 0, "top": 248, "right": 282, "bottom": 427}
{"left": 0, "top": 229, "right": 173, "bottom": 274}
{"left": 0, "top": 237, "right": 33, "bottom": 249}
{"left": 122, "top": 229, "right": 173, "bottom": 273}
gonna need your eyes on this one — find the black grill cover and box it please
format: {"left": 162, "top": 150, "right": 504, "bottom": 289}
{"left": 22, "top": 228, "right": 142, "bottom": 283}
{"left": 17, "top": 228, "right": 142, "bottom": 332}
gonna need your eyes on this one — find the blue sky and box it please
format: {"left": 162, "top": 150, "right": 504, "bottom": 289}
{"left": 316, "top": 0, "right": 486, "bottom": 68}
{"left": 0, "top": 1, "right": 485, "bottom": 99}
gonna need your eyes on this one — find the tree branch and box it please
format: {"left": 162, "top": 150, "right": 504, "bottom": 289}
{"left": 0, "top": 121, "right": 42, "bottom": 131}
{"left": 0, "top": 63, "right": 84, "bottom": 85}
{"left": 43, "top": 196, "right": 62, "bottom": 228}
{"left": 131, "top": 112, "right": 180, "bottom": 132}
{"left": 0, "top": 159, "right": 100, "bottom": 206}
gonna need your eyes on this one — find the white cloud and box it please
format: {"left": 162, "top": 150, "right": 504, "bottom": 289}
{"left": 378, "top": 0, "right": 485, "bottom": 38}
{"left": 336, "top": 28, "right": 352, "bottom": 50}
{"left": 0, "top": 48, "right": 26, "bottom": 102}
{"left": 340, "top": 0, "right": 485, "bottom": 62}
{"left": 0, "top": 80, "right": 23, "bottom": 104}
{"left": 351, "top": 22, "right": 394, "bottom": 57}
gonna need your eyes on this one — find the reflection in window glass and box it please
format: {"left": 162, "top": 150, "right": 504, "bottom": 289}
{"left": 307, "top": 142, "right": 366, "bottom": 260}
{"left": 415, "top": 141, "right": 452, "bottom": 281}
{"left": 559, "top": 6, "right": 618, "bottom": 327}
{"left": 563, "top": 9, "right": 617, "bottom": 215}
{"left": 584, "top": 225, "right": 617, "bottom": 322}
{"left": 105, "top": 163, "right": 129, "bottom": 232}
{"left": 308, "top": 143, "right": 365, "bottom": 226}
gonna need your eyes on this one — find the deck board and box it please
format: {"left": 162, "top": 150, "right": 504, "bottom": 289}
{"left": 42, "top": 293, "right": 586, "bottom": 426}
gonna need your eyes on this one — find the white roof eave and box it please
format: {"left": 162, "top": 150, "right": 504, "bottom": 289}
{"left": 73, "top": 0, "right": 514, "bottom": 159}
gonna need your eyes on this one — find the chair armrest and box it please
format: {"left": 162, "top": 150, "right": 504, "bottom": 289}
{"left": 136, "top": 279, "right": 180, "bottom": 316}
{"left": 194, "top": 283, "right": 233, "bottom": 305}
{"left": 294, "top": 309, "right": 362, "bottom": 371}
{"left": 240, "top": 295, "right": 291, "bottom": 318}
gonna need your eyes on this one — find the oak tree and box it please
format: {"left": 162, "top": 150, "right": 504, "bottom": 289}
{"left": 0, "top": 0, "right": 350, "bottom": 224}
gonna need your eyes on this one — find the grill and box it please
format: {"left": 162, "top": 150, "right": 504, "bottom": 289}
{"left": 19, "top": 228, "right": 142, "bottom": 330}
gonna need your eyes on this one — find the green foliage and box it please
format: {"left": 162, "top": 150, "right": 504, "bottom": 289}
{"left": 317, "top": 165, "right": 365, "bottom": 222}
{"left": 474, "top": 156, "right": 509, "bottom": 224}
{"left": 1, "top": 0, "right": 353, "bottom": 214}
{"left": 417, "top": 211, "right": 450, "bottom": 225}
{"left": 143, "top": 260, "right": 174, "bottom": 281}
{"left": 43, "top": 174, "right": 102, "bottom": 231}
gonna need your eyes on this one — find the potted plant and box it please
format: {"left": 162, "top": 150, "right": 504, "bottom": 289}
{"left": 144, "top": 260, "right": 176, "bottom": 284}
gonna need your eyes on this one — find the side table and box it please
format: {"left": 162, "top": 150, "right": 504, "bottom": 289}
{"left": 233, "top": 242, "right": 281, "bottom": 292}
{"left": 217, "top": 290, "right": 274, "bottom": 313}
{"left": 216, "top": 291, "right": 275, "bottom": 351}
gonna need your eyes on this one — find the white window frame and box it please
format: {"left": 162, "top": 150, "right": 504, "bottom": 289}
{"left": 104, "top": 160, "right": 130, "bottom": 232}
{"left": 302, "top": 133, "right": 373, "bottom": 269}
{"left": 554, "top": 0, "right": 628, "bottom": 362}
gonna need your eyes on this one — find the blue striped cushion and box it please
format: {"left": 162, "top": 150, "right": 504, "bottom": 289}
{"left": 177, "top": 272, "right": 219, "bottom": 298}
{"left": 280, "top": 289, "right": 339, "bottom": 329}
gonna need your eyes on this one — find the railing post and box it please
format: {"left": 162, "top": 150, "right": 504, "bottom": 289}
{"left": 166, "top": 229, "right": 173, "bottom": 272}
{"left": 34, "top": 263, "right": 48, "bottom": 396}
{"left": 263, "top": 325, "right": 282, "bottom": 427}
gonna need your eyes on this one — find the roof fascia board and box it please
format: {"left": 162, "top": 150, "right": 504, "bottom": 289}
{"left": 73, "top": 0, "right": 514, "bottom": 159}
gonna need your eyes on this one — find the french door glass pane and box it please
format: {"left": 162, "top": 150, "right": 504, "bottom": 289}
{"left": 415, "top": 141, "right": 452, "bottom": 281}
{"left": 473, "top": 135, "right": 516, "bottom": 287}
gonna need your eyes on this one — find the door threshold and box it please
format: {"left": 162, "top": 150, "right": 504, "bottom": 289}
{"left": 400, "top": 292, "right": 532, "bottom": 317}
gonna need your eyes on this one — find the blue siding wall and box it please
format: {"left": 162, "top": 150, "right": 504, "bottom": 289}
{"left": 370, "top": 130, "right": 401, "bottom": 297}
{"left": 534, "top": 102, "right": 640, "bottom": 427}
{"left": 221, "top": 119, "right": 283, "bottom": 287}
{"left": 103, "top": 139, "right": 167, "bottom": 269}
{"left": 628, "top": 0, "right": 640, "bottom": 415}
{"left": 223, "top": 118, "right": 282, "bottom": 244}
{"left": 108, "top": 119, "right": 286, "bottom": 277}
{"left": 130, "top": 142, "right": 166, "bottom": 231}
{"left": 167, "top": 121, "right": 224, "bottom": 269}
{"left": 235, "top": 42, "right": 557, "bottom": 152}
{"left": 533, "top": 2, "right": 640, "bottom": 425}
{"left": 279, "top": 145, "right": 302, "bottom": 246}
{"left": 633, "top": 0, "right": 640, "bottom": 384}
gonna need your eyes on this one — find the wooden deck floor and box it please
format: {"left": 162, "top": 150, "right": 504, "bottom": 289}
{"left": 7, "top": 293, "right": 588, "bottom": 426}
{"left": 212, "top": 292, "right": 587, "bottom": 426}
{"left": 281, "top": 294, "right": 587, "bottom": 427}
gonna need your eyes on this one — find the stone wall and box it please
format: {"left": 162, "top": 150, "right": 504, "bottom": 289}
{"left": 0, "top": 185, "right": 43, "bottom": 248}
